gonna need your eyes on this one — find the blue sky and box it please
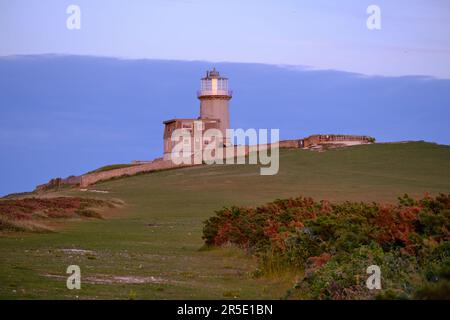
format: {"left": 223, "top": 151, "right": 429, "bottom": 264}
{"left": 1, "top": 0, "right": 450, "bottom": 78}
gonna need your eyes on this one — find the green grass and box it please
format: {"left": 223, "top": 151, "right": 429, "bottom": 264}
{"left": 87, "top": 164, "right": 138, "bottom": 174}
{"left": 0, "top": 142, "right": 449, "bottom": 299}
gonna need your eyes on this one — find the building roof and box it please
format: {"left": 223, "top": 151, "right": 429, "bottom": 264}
{"left": 162, "top": 118, "right": 197, "bottom": 125}
{"left": 163, "top": 118, "right": 221, "bottom": 125}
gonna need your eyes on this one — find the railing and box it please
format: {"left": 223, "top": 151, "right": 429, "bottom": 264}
{"left": 308, "top": 134, "right": 373, "bottom": 142}
{"left": 197, "top": 89, "right": 233, "bottom": 97}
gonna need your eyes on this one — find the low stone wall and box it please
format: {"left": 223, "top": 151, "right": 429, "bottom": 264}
{"left": 80, "top": 160, "right": 191, "bottom": 187}
{"left": 36, "top": 175, "right": 81, "bottom": 191}
{"left": 302, "top": 134, "right": 373, "bottom": 148}
{"left": 278, "top": 139, "right": 302, "bottom": 148}
{"left": 80, "top": 144, "right": 279, "bottom": 187}
{"left": 77, "top": 135, "right": 374, "bottom": 187}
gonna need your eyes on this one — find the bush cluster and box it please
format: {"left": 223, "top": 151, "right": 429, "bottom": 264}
{"left": 203, "top": 194, "right": 450, "bottom": 299}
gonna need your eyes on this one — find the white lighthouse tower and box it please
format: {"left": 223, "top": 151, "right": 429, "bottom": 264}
{"left": 197, "top": 68, "right": 233, "bottom": 146}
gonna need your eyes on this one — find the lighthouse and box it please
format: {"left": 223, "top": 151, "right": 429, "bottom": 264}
{"left": 198, "top": 68, "right": 233, "bottom": 146}
{"left": 162, "top": 68, "right": 232, "bottom": 160}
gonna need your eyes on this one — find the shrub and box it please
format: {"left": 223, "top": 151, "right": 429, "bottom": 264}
{"left": 202, "top": 194, "right": 450, "bottom": 299}
{"left": 75, "top": 209, "right": 103, "bottom": 219}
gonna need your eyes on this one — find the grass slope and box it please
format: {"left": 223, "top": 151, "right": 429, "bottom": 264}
{"left": 87, "top": 164, "right": 138, "bottom": 174}
{"left": 0, "top": 142, "right": 449, "bottom": 299}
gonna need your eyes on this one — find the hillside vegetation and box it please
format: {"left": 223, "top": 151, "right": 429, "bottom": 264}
{"left": 203, "top": 194, "right": 450, "bottom": 299}
{"left": 0, "top": 142, "right": 449, "bottom": 299}
{"left": 0, "top": 197, "right": 118, "bottom": 233}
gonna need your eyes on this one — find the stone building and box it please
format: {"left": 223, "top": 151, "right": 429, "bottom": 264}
{"left": 163, "top": 68, "right": 232, "bottom": 160}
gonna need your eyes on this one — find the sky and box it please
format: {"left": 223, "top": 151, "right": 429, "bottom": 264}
{"left": 1, "top": 0, "right": 450, "bottom": 78}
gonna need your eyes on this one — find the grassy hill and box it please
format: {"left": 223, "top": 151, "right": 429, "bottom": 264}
{"left": 0, "top": 142, "right": 449, "bottom": 299}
